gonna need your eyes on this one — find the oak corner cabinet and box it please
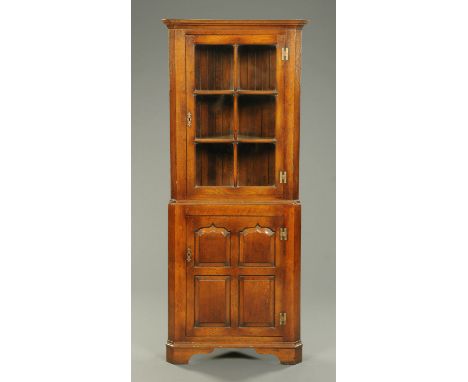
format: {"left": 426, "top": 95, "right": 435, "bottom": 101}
{"left": 163, "top": 19, "right": 307, "bottom": 365}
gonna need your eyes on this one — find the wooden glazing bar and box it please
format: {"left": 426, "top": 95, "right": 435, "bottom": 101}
{"left": 233, "top": 44, "right": 239, "bottom": 186}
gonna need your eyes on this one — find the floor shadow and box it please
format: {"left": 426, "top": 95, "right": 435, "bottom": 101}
{"left": 211, "top": 350, "right": 259, "bottom": 360}
{"left": 180, "top": 348, "right": 287, "bottom": 382}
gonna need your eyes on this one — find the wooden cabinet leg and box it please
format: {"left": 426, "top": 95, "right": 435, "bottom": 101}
{"left": 255, "top": 346, "right": 302, "bottom": 365}
{"left": 166, "top": 344, "right": 214, "bottom": 365}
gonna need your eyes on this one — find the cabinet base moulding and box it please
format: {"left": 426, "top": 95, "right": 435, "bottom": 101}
{"left": 166, "top": 341, "right": 303, "bottom": 365}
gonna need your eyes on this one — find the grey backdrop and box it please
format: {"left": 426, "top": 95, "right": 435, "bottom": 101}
{"left": 132, "top": 1, "right": 335, "bottom": 381}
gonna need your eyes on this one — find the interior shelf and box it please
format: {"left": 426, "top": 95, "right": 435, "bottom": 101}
{"left": 194, "top": 136, "right": 233, "bottom": 143}
{"left": 194, "top": 90, "right": 235, "bottom": 95}
{"left": 193, "top": 90, "right": 277, "bottom": 95}
{"left": 194, "top": 135, "right": 276, "bottom": 144}
{"left": 237, "top": 135, "right": 276, "bottom": 143}
{"left": 236, "top": 90, "right": 277, "bottom": 95}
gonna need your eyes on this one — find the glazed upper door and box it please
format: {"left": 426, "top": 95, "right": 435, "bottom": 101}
{"left": 185, "top": 215, "right": 286, "bottom": 337}
{"left": 185, "top": 34, "right": 287, "bottom": 199}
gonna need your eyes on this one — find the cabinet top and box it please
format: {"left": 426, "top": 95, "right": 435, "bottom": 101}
{"left": 162, "top": 19, "right": 308, "bottom": 30}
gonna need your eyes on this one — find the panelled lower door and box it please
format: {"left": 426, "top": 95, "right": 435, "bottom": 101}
{"left": 186, "top": 215, "right": 285, "bottom": 337}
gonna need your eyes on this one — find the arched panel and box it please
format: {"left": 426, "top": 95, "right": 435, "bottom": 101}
{"left": 194, "top": 224, "right": 231, "bottom": 266}
{"left": 239, "top": 224, "right": 275, "bottom": 266}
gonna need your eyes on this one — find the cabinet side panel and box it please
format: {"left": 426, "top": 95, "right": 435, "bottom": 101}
{"left": 293, "top": 31, "right": 303, "bottom": 199}
{"left": 283, "top": 30, "right": 302, "bottom": 200}
{"left": 293, "top": 203, "right": 301, "bottom": 340}
{"left": 169, "top": 30, "right": 176, "bottom": 199}
{"left": 168, "top": 203, "right": 187, "bottom": 341}
{"left": 283, "top": 30, "right": 294, "bottom": 200}
{"left": 282, "top": 203, "right": 301, "bottom": 341}
{"left": 172, "top": 30, "right": 187, "bottom": 199}
{"left": 168, "top": 203, "right": 175, "bottom": 340}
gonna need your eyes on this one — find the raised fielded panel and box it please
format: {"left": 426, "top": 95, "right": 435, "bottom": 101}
{"left": 194, "top": 276, "right": 231, "bottom": 327}
{"left": 194, "top": 224, "right": 231, "bottom": 266}
{"left": 239, "top": 225, "right": 276, "bottom": 266}
{"left": 239, "top": 276, "right": 276, "bottom": 327}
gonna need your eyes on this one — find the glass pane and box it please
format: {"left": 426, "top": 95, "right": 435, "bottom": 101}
{"left": 239, "top": 45, "right": 276, "bottom": 91}
{"left": 238, "top": 95, "right": 275, "bottom": 138}
{"left": 196, "top": 144, "right": 234, "bottom": 186}
{"left": 195, "top": 45, "right": 233, "bottom": 90}
{"left": 238, "top": 143, "right": 275, "bottom": 186}
{"left": 196, "top": 95, "right": 233, "bottom": 138}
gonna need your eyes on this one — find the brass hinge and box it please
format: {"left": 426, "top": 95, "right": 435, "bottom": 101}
{"left": 186, "top": 247, "right": 192, "bottom": 262}
{"left": 186, "top": 111, "right": 192, "bottom": 127}
{"left": 279, "top": 312, "right": 287, "bottom": 326}
{"left": 279, "top": 171, "right": 287, "bottom": 184}
{"left": 279, "top": 227, "right": 288, "bottom": 241}
{"left": 281, "top": 47, "right": 289, "bottom": 61}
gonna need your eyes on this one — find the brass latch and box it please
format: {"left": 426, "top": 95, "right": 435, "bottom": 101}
{"left": 186, "top": 247, "right": 192, "bottom": 262}
{"left": 279, "top": 312, "right": 287, "bottom": 326}
{"left": 186, "top": 112, "right": 192, "bottom": 127}
{"left": 279, "top": 228, "right": 288, "bottom": 241}
{"left": 279, "top": 171, "right": 287, "bottom": 184}
{"left": 281, "top": 47, "right": 289, "bottom": 61}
